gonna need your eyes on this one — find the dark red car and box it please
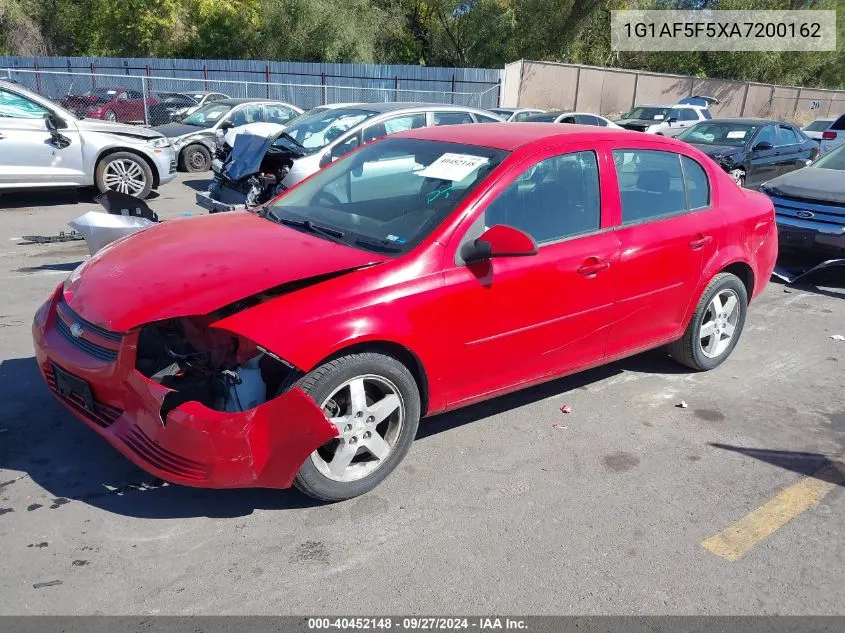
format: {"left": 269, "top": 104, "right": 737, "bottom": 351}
{"left": 33, "top": 124, "right": 778, "bottom": 501}
{"left": 61, "top": 86, "right": 158, "bottom": 123}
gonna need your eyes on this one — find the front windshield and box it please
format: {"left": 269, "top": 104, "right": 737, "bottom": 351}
{"left": 158, "top": 92, "right": 196, "bottom": 105}
{"left": 677, "top": 122, "right": 758, "bottom": 147}
{"left": 623, "top": 107, "right": 669, "bottom": 121}
{"left": 282, "top": 108, "right": 376, "bottom": 152}
{"left": 83, "top": 87, "right": 119, "bottom": 101}
{"left": 181, "top": 102, "right": 232, "bottom": 128}
{"left": 812, "top": 144, "right": 845, "bottom": 171}
{"left": 803, "top": 120, "right": 833, "bottom": 132}
{"left": 266, "top": 137, "right": 509, "bottom": 254}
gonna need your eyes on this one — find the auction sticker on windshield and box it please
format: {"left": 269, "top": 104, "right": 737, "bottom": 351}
{"left": 418, "top": 153, "right": 489, "bottom": 181}
{"left": 727, "top": 130, "right": 749, "bottom": 139}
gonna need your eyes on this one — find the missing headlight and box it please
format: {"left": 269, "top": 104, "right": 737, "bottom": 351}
{"left": 136, "top": 316, "right": 300, "bottom": 422}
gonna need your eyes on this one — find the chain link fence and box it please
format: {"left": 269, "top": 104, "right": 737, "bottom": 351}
{"left": 1, "top": 68, "right": 500, "bottom": 127}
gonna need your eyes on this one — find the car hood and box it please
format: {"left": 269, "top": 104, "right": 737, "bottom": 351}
{"left": 617, "top": 118, "right": 660, "bottom": 128}
{"left": 63, "top": 212, "right": 388, "bottom": 332}
{"left": 688, "top": 144, "right": 743, "bottom": 159}
{"left": 224, "top": 122, "right": 286, "bottom": 147}
{"left": 764, "top": 167, "right": 845, "bottom": 204}
{"left": 153, "top": 122, "right": 207, "bottom": 139}
{"left": 75, "top": 118, "right": 162, "bottom": 140}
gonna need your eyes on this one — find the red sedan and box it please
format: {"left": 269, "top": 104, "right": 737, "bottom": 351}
{"left": 32, "top": 123, "right": 778, "bottom": 502}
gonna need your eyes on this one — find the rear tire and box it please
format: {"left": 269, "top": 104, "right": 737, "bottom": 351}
{"left": 180, "top": 144, "right": 211, "bottom": 172}
{"left": 105, "top": 109, "right": 117, "bottom": 122}
{"left": 668, "top": 273, "right": 747, "bottom": 371}
{"left": 292, "top": 353, "right": 420, "bottom": 502}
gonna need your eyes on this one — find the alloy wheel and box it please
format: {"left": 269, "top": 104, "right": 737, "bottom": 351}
{"left": 102, "top": 159, "right": 147, "bottom": 196}
{"left": 311, "top": 375, "right": 405, "bottom": 482}
{"left": 699, "top": 289, "right": 740, "bottom": 358}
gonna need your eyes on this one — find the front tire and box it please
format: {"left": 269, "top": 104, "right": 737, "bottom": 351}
{"left": 180, "top": 144, "right": 212, "bottom": 172}
{"left": 95, "top": 152, "right": 153, "bottom": 199}
{"left": 293, "top": 353, "right": 421, "bottom": 502}
{"left": 104, "top": 109, "right": 117, "bottom": 122}
{"left": 668, "top": 273, "right": 748, "bottom": 371}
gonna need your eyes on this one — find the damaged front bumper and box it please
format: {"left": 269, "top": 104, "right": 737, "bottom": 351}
{"left": 32, "top": 287, "right": 338, "bottom": 489}
{"left": 195, "top": 190, "right": 246, "bottom": 213}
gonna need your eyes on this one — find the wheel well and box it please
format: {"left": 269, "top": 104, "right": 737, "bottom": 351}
{"left": 96, "top": 147, "right": 160, "bottom": 188}
{"left": 322, "top": 341, "right": 430, "bottom": 416}
{"left": 721, "top": 261, "right": 754, "bottom": 297}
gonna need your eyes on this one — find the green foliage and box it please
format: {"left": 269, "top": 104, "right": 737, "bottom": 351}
{"left": 0, "top": 0, "right": 842, "bottom": 88}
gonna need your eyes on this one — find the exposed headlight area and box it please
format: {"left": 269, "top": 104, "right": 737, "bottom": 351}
{"left": 135, "top": 315, "right": 300, "bottom": 422}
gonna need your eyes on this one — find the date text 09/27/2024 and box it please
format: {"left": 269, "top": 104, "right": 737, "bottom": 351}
{"left": 307, "top": 618, "right": 528, "bottom": 630}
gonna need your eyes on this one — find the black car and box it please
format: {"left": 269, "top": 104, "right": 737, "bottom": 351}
{"left": 760, "top": 144, "right": 845, "bottom": 255}
{"left": 675, "top": 119, "right": 819, "bottom": 188}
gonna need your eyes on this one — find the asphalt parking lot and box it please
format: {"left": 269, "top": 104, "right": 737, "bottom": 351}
{"left": 0, "top": 174, "right": 844, "bottom": 615}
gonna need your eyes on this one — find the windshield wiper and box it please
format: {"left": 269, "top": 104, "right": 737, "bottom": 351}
{"left": 277, "top": 215, "right": 346, "bottom": 240}
{"left": 353, "top": 237, "right": 403, "bottom": 253}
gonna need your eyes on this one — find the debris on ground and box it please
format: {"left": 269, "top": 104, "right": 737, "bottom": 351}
{"left": 560, "top": 404, "right": 572, "bottom": 414}
{"left": 18, "top": 231, "right": 84, "bottom": 245}
{"left": 677, "top": 401, "right": 689, "bottom": 409}
{"left": 552, "top": 424, "right": 568, "bottom": 430}
{"left": 32, "top": 580, "right": 62, "bottom": 589}
{"left": 27, "top": 542, "right": 48, "bottom": 548}
{"left": 831, "top": 335, "right": 845, "bottom": 341}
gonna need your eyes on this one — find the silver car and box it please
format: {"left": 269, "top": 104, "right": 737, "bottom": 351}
{"left": 802, "top": 115, "right": 845, "bottom": 155}
{"left": 277, "top": 102, "right": 503, "bottom": 189}
{"left": 0, "top": 80, "right": 176, "bottom": 199}
{"left": 197, "top": 102, "right": 503, "bottom": 212}
{"left": 153, "top": 98, "right": 303, "bottom": 172}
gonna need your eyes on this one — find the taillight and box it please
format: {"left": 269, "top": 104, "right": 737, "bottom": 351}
{"left": 822, "top": 130, "right": 837, "bottom": 140}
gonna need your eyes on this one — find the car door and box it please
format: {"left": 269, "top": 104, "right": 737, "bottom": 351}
{"left": 606, "top": 148, "right": 722, "bottom": 357}
{"left": 0, "top": 87, "right": 85, "bottom": 186}
{"left": 745, "top": 125, "right": 781, "bottom": 186}
{"left": 440, "top": 145, "right": 620, "bottom": 406}
{"left": 774, "top": 125, "right": 809, "bottom": 176}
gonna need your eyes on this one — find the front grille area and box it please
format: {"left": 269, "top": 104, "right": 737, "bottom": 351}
{"left": 55, "top": 298, "right": 122, "bottom": 362}
{"left": 621, "top": 124, "right": 649, "bottom": 132}
{"left": 118, "top": 427, "right": 208, "bottom": 482}
{"left": 44, "top": 365, "right": 123, "bottom": 429}
{"left": 771, "top": 193, "right": 845, "bottom": 229}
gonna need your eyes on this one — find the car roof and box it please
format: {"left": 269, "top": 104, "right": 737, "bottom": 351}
{"left": 399, "top": 122, "right": 642, "bottom": 151}
{"left": 342, "top": 102, "right": 488, "bottom": 113}
{"left": 216, "top": 98, "right": 279, "bottom": 106}
{"left": 708, "top": 117, "right": 791, "bottom": 125}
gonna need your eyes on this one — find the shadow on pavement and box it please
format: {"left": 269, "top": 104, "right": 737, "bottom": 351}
{"left": 0, "top": 188, "right": 159, "bottom": 210}
{"left": 181, "top": 177, "right": 213, "bottom": 192}
{"left": 1, "top": 349, "right": 690, "bottom": 518}
{"left": 710, "top": 443, "right": 845, "bottom": 485}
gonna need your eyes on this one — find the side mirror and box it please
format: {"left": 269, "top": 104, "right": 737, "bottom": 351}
{"left": 667, "top": 117, "right": 678, "bottom": 124}
{"left": 753, "top": 141, "right": 773, "bottom": 151}
{"left": 43, "top": 112, "right": 57, "bottom": 132}
{"left": 461, "top": 224, "right": 538, "bottom": 264}
{"left": 319, "top": 152, "right": 332, "bottom": 168}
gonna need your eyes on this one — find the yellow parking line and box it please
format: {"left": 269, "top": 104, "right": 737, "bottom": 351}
{"left": 702, "top": 455, "right": 845, "bottom": 562}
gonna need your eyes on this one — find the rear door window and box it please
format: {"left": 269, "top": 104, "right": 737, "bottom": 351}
{"left": 362, "top": 114, "right": 426, "bottom": 143}
{"left": 575, "top": 114, "right": 599, "bottom": 126}
{"left": 613, "top": 150, "right": 689, "bottom": 224}
{"left": 777, "top": 126, "right": 800, "bottom": 146}
{"left": 433, "top": 112, "right": 473, "bottom": 126}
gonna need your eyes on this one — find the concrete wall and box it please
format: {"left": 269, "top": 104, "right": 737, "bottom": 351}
{"left": 508, "top": 59, "right": 845, "bottom": 123}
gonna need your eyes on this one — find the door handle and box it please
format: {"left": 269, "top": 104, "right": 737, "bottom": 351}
{"left": 0, "top": 133, "right": 5, "bottom": 139}
{"left": 577, "top": 259, "right": 611, "bottom": 276}
{"left": 689, "top": 234, "right": 713, "bottom": 249}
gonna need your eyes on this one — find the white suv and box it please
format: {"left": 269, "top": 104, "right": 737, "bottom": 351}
{"left": 0, "top": 80, "right": 176, "bottom": 199}
{"left": 616, "top": 97, "right": 717, "bottom": 137}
